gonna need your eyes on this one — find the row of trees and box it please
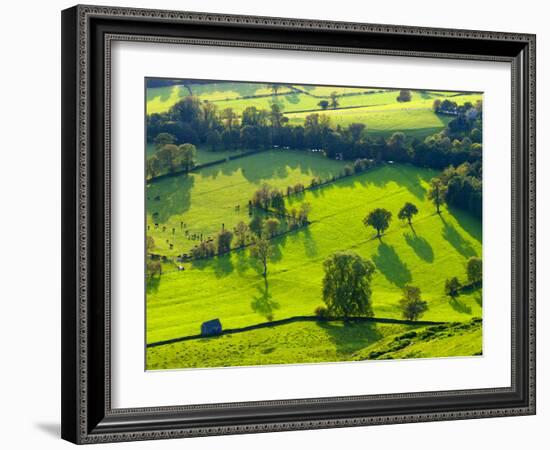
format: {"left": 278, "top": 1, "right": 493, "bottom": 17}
{"left": 146, "top": 141, "right": 197, "bottom": 178}
{"left": 445, "top": 256, "right": 483, "bottom": 298}
{"left": 147, "top": 94, "right": 482, "bottom": 172}
{"left": 317, "top": 250, "right": 429, "bottom": 321}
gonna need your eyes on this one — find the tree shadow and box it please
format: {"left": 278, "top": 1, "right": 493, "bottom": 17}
{"left": 191, "top": 254, "right": 234, "bottom": 278}
{"left": 250, "top": 278, "right": 279, "bottom": 320}
{"left": 441, "top": 217, "right": 478, "bottom": 258}
{"left": 372, "top": 242, "right": 412, "bottom": 287}
{"left": 235, "top": 248, "right": 251, "bottom": 274}
{"left": 146, "top": 174, "right": 195, "bottom": 223}
{"left": 146, "top": 275, "right": 161, "bottom": 293}
{"left": 301, "top": 226, "right": 318, "bottom": 258}
{"left": 449, "top": 297, "right": 472, "bottom": 315}
{"left": 474, "top": 291, "right": 483, "bottom": 307}
{"left": 447, "top": 206, "right": 482, "bottom": 242}
{"left": 317, "top": 321, "right": 383, "bottom": 355}
{"left": 404, "top": 232, "right": 434, "bottom": 263}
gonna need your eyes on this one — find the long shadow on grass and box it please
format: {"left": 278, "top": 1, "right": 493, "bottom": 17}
{"left": 146, "top": 276, "right": 161, "bottom": 294}
{"left": 404, "top": 232, "right": 434, "bottom": 263}
{"left": 147, "top": 174, "right": 194, "bottom": 223}
{"left": 449, "top": 297, "right": 472, "bottom": 315}
{"left": 191, "top": 253, "right": 234, "bottom": 278}
{"left": 317, "top": 321, "right": 383, "bottom": 355}
{"left": 441, "top": 216, "right": 478, "bottom": 258}
{"left": 372, "top": 242, "right": 412, "bottom": 287}
{"left": 250, "top": 278, "right": 279, "bottom": 320}
{"left": 448, "top": 206, "right": 482, "bottom": 242}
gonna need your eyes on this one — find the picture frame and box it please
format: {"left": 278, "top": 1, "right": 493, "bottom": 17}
{"left": 61, "top": 4, "right": 536, "bottom": 444}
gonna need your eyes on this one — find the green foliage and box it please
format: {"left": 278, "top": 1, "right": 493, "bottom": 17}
{"left": 234, "top": 221, "right": 249, "bottom": 247}
{"left": 445, "top": 277, "right": 462, "bottom": 298}
{"left": 467, "top": 257, "right": 482, "bottom": 285}
{"left": 146, "top": 259, "right": 162, "bottom": 279}
{"left": 190, "top": 240, "right": 216, "bottom": 259}
{"left": 398, "top": 202, "right": 419, "bottom": 225}
{"left": 396, "top": 90, "right": 412, "bottom": 102}
{"left": 322, "top": 251, "right": 376, "bottom": 317}
{"left": 428, "top": 178, "right": 447, "bottom": 213}
{"left": 364, "top": 208, "right": 392, "bottom": 238}
{"left": 398, "top": 285, "right": 428, "bottom": 321}
{"left": 250, "top": 236, "right": 273, "bottom": 277}
{"left": 263, "top": 218, "right": 281, "bottom": 238}
{"left": 216, "top": 229, "right": 233, "bottom": 255}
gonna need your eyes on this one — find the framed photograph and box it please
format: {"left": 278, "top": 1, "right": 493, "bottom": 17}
{"left": 61, "top": 4, "right": 536, "bottom": 444}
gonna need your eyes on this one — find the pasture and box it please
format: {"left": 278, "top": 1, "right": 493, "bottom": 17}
{"left": 146, "top": 80, "right": 482, "bottom": 139}
{"left": 146, "top": 151, "right": 482, "bottom": 369}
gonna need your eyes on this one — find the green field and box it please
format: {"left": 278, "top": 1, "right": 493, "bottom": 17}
{"left": 146, "top": 150, "right": 482, "bottom": 369}
{"left": 146, "top": 81, "right": 482, "bottom": 139}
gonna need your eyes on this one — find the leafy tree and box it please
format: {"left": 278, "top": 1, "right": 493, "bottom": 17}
{"left": 146, "top": 155, "right": 161, "bottom": 178}
{"left": 249, "top": 215, "right": 264, "bottom": 238}
{"left": 432, "top": 99, "right": 442, "bottom": 112}
{"left": 396, "top": 90, "right": 412, "bottom": 102}
{"left": 234, "top": 221, "right": 249, "bottom": 247}
{"left": 318, "top": 100, "right": 329, "bottom": 110}
{"left": 270, "top": 189, "right": 286, "bottom": 214}
{"left": 216, "top": 229, "right": 233, "bottom": 255}
{"left": 322, "top": 251, "right": 375, "bottom": 317}
{"left": 146, "top": 236, "right": 155, "bottom": 253}
{"left": 297, "top": 202, "right": 311, "bottom": 225}
{"left": 170, "top": 96, "right": 202, "bottom": 123}
{"left": 191, "top": 240, "right": 216, "bottom": 259}
{"left": 177, "top": 143, "right": 197, "bottom": 172}
{"left": 269, "top": 103, "right": 285, "bottom": 128}
{"left": 364, "top": 208, "right": 392, "bottom": 238}
{"left": 428, "top": 178, "right": 447, "bottom": 214}
{"left": 329, "top": 91, "right": 339, "bottom": 109}
{"left": 221, "top": 107, "right": 239, "bottom": 130}
{"left": 263, "top": 218, "right": 280, "bottom": 238}
{"left": 445, "top": 277, "right": 462, "bottom": 298}
{"left": 153, "top": 132, "right": 176, "bottom": 149}
{"left": 252, "top": 184, "right": 272, "bottom": 209}
{"left": 157, "top": 144, "right": 178, "bottom": 173}
{"left": 398, "top": 202, "right": 419, "bottom": 225}
{"left": 250, "top": 236, "right": 272, "bottom": 277}
{"left": 398, "top": 285, "right": 428, "bottom": 321}
{"left": 146, "top": 259, "right": 162, "bottom": 279}
{"left": 466, "top": 257, "right": 482, "bottom": 285}
{"left": 205, "top": 130, "right": 221, "bottom": 151}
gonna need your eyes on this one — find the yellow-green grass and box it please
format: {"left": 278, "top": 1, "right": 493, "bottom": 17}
{"left": 285, "top": 93, "right": 482, "bottom": 136}
{"left": 146, "top": 150, "right": 347, "bottom": 256}
{"left": 146, "top": 162, "right": 482, "bottom": 352}
{"left": 147, "top": 318, "right": 482, "bottom": 370}
{"left": 146, "top": 143, "right": 245, "bottom": 164}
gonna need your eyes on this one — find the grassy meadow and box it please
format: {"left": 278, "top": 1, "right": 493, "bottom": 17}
{"left": 145, "top": 79, "right": 483, "bottom": 370}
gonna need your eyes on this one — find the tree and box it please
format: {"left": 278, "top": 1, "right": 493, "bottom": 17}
{"left": 250, "top": 236, "right": 272, "bottom": 277}
{"left": 329, "top": 91, "right": 339, "bottom": 109}
{"left": 318, "top": 100, "right": 329, "bottom": 110}
{"left": 221, "top": 107, "right": 239, "bottom": 130}
{"left": 146, "top": 155, "right": 161, "bottom": 178}
{"left": 398, "top": 202, "right": 419, "bottom": 226}
{"left": 466, "top": 257, "right": 482, "bottom": 285}
{"left": 428, "top": 178, "right": 447, "bottom": 214}
{"left": 396, "top": 90, "right": 412, "bottom": 102}
{"left": 270, "top": 189, "right": 286, "bottom": 214}
{"left": 153, "top": 132, "right": 176, "bottom": 149}
{"left": 251, "top": 184, "right": 272, "bottom": 209}
{"left": 216, "top": 229, "right": 233, "bottom": 255}
{"left": 249, "top": 215, "right": 264, "bottom": 238}
{"left": 157, "top": 144, "right": 178, "bottom": 173}
{"left": 263, "top": 218, "right": 280, "bottom": 238}
{"left": 146, "top": 259, "right": 162, "bottom": 279}
{"left": 177, "top": 143, "right": 197, "bottom": 172}
{"left": 398, "top": 285, "right": 428, "bottom": 321}
{"left": 146, "top": 236, "right": 155, "bottom": 253}
{"left": 445, "top": 277, "right": 461, "bottom": 298}
{"left": 297, "top": 202, "right": 311, "bottom": 225}
{"left": 205, "top": 130, "right": 221, "bottom": 151}
{"left": 322, "top": 251, "right": 375, "bottom": 317}
{"left": 432, "top": 98, "right": 442, "bottom": 112}
{"left": 364, "top": 208, "right": 392, "bottom": 238}
{"left": 234, "top": 221, "right": 249, "bottom": 247}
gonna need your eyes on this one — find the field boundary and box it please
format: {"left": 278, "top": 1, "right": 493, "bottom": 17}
{"left": 147, "top": 315, "right": 447, "bottom": 348}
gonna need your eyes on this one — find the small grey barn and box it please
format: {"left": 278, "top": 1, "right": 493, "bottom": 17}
{"left": 201, "top": 319, "right": 222, "bottom": 336}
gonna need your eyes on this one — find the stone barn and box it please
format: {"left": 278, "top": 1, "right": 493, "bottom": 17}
{"left": 201, "top": 319, "right": 222, "bottom": 337}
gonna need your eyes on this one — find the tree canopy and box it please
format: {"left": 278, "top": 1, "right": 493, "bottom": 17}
{"left": 322, "top": 251, "right": 375, "bottom": 317}
{"left": 364, "top": 208, "right": 392, "bottom": 238}
{"left": 398, "top": 285, "right": 428, "bottom": 321}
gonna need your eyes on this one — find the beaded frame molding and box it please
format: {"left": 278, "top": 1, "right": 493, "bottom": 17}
{"left": 61, "top": 4, "right": 536, "bottom": 444}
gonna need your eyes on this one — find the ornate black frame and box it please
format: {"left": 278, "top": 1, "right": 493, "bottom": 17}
{"left": 61, "top": 4, "right": 536, "bottom": 444}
